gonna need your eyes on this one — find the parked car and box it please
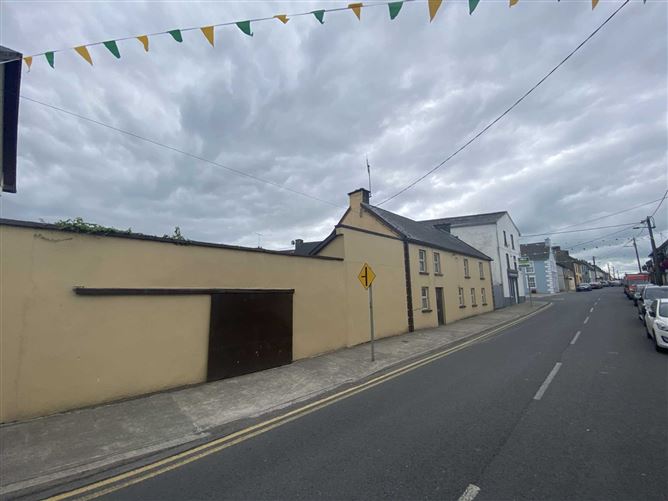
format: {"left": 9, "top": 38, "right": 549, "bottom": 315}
{"left": 644, "top": 298, "right": 668, "bottom": 352}
{"left": 576, "top": 283, "right": 592, "bottom": 292}
{"left": 633, "top": 284, "right": 649, "bottom": 306}
{"left": 590, "top": 282, "right": 603, "bottom": 289}
{"left": 600, "top": 280, "right": 609, "bottom": 287}
{"left": 638, "top": 286, "right": 668, "bottom": 323}
{"left": 610, "top": 280, "right": 622, "bottom": 287}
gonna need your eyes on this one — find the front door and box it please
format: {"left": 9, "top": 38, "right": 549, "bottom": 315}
{"left": 435, "top": 287, "right": 445, "bottom": 325}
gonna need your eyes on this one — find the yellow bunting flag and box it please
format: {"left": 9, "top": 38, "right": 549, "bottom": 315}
{"left": 74, "top": 46, "right": 93, "bottom": 65}
{"left": 23, "top": 56, "right": 33, "bottom": 70}
{"left": 201, "top": 26, "right": 215, "bottom": 47}
{"left": 348, "top": 3, "right": 363, "bottom": 20}
{"left": 137, "top": 35, "right": 149, "bottom": 52}
{"left": 510, "top": 0, "right": 519, "bottom": 6}
{"left": 428, "top": 0, "right": 443, "bottom": 21}
{"left": 274, "top": 14, "right": 289, "bottom": 24}
{"left": 592, "top": 0, "right": 599, "bottom": 8}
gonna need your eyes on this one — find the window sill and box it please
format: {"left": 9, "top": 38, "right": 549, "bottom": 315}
{"left": 472, "top": 304, "right": 478, "bottom": 308}
{"left": 419, "top": 271, "right": 429, "bottom": 275}
{"left": 482, "top": 303, "right": 488, "bottom": 306}
{"left": 480, "top": 277, "right": 485, "bottom": 280}
{"left": 421, "top": 309, "right": 433, "bottom": 313}
{"left": 464, "top": 276, "right": 471, "bottom": 279}
{"left": 434, "top": 273, "right": 443, "bottom": 277}
{"left": 459, "top": 305, "right": 466, "bottom": 309}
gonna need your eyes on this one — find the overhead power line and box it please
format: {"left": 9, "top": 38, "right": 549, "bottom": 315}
{"left": 19, "top": 95, "right": 343, "bottom": 209}
{"left": 650, "top": 189, "right": 668, "bottom": 218}
{"left": 565, "top": 225, "right": 637, "bottom": 250}
{"left": 377, "top": 0, "right": 631, "bottom": 207}
{"left": 523, "top": 221, "right": 642, "bottom": 237}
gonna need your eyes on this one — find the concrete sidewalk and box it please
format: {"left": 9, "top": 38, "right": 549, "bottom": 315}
{"left": 0, "top": 301, "right": 547, "bottom": 498}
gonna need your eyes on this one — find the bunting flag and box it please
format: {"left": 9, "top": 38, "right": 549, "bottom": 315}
{"left": 201, "top": 26, "right": 215, "bottom": 46}
{"left": 388, "top": 2, "right": 403, "bottom": 20}
{"left": 137, "top": 35, "right": 149, "bottom": 52}
{"left": 349, "top": 3, "right": 363, "bottom": 20}
{"left": 103, "top": 40, "right": 121, "bottom": 58}
{"left": 74, "top": 45, "right": 93, "bottom": 65}
{"left": 17, "top": 0, "right": 617, "bottom": 73}
{"left": 236, "top": 21, "right": 253, "bottom": 36}
{"left": 428, "top": 0, "right": 443, "bottom": 21}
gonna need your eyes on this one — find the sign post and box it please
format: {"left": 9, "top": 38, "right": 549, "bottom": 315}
{"left": 357, "top": 263, "right": 377, "bottom": 362}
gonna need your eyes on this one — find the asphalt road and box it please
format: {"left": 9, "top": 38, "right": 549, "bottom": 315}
{"left": 103, "top": 288, "right": 668, "bottom": 501}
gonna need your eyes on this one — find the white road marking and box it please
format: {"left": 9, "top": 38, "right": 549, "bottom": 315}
{"left": 458, "top": 484, "right": 481, "bottom": 501}
{"left": 534, "top": 362, "right": 562, "bottom": 400}
{"left": 570, "top": 331, "right": 581, "bottom": 345}
{"left": 589, "top": 307, "right": 594, "bottom": 313}
{"left": 584, "top": 316, "right": 590, "bottom": 324}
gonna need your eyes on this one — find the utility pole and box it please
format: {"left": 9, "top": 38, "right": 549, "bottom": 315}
{"left": 633, "top": 237, "right": 642, "bottom": 273}
{"left": 366, "top": 156, "right": 372, "bottom": 196}
{"left": 607, "top": 263, "right": 611, "bottom": 280}
{"left": 646, "top": 216, "right": 662, "bottom": 285}
{"left": 592, "top": 256, "right": 597, "bottom": 281}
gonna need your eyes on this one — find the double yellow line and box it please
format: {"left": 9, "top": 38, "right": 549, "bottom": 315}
{"left": 49, "top": 303, "right": 551, "bottom": 501}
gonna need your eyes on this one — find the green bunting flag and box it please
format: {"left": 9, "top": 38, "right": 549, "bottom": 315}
{"left": 169, "top": 30, "right": 183, "bottom": 42}
{"left": 103, "top": 40, "right": 121, "bottom": 58}
{"left": 312, "top": 10, "right": 325, "bottom": 24}
{"left": 388, "top": 2, "right": 403, "bottom": 20}
{"left": 236, "top": 21, "right": 253, "bottom": 36}
{"left": 45, "top": 51, "right": 55, "bottom": 68}
{"left": 469, "top": 0, "right": 481, "bottom": 14}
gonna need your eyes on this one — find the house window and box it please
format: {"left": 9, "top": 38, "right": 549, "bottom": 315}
{"left": 503, "top": 230, "right": 508, "bottom": 247}
{"left": 511, "top": 234, "right": 515, "bottom": 250}
{"left": 434, "top": 252, "right": 442, "bottom": 275}
{"left": 513, "top": 256, "right": 517, "bottom": 270}
{"left": 506, "top": 253, "right": 511, "bottom": 270}
{"left": 479, "top": 262, "right": 485, "bottom": 279}
{"left": 471, "top": 288, "right": 477, "bottom": 306}
{"left": 481, "top": 288, "right": 487, "bottom": 305}
{"left": 419, "top": 249, "right": 427, "bottom": 273}
{"left": 528, "top": 276, "right": 536, "bottom": 289}
{"left": 421, "top": 287, "right": 430, "bottom": 311}
{"left": 458, "top": 287, "right": 465, "bottom": 307}
{"left": 464, "top": 258, "right": 470, "bottom": 278}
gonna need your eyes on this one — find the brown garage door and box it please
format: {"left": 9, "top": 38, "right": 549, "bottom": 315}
{"left": 207, "top": 291, "right": 293, "bottom": 381}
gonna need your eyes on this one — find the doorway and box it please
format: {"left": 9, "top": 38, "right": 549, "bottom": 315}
{"left": 435, "top": 287, "right": 445, "bottom": 325}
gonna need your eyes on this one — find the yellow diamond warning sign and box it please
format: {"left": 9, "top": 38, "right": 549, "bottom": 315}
{"left": 357, "top": 263, "right": 376, "bottom": 289}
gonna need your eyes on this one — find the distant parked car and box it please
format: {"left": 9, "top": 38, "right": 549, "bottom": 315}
{"left": 600, "top": 280, "right": 609, "bottom": 287}
{"left": 638, "top": 286, "right": 668, "bottom": 323}
{"left": 590, "top": 282, "right": 603, "bottom": 289}
{"left": 577, "top": 283, "right": 592, "bottom": 292}
{"left": 644, "top": 298, "right": 668, "bottom": 352}
{"left": 633, "top": 284, "right": 649, "bottom": 306}
{"left": 610, "top": 280, "right": 622, "bottom": 287}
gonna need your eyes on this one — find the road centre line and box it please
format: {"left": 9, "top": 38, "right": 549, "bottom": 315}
{"left": 457, "top": 484, "right": 481, "bottom": 501}
{"left": 533, "top": 362, "right": 562, "bottom": 400}
{"left": 590, "top": 307, "right": 594, "bottom": 313}
{"left": 570, "top": 331, "right": 581, "bottom": 345}
{"left": 46, "top": 304, "right": 554, "bottom": 501}
{"left": 584, "top": 316, "right": 590, "bottom": 324}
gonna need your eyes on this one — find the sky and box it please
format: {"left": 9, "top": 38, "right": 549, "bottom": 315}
{"left": 1, "top": 0, "right": 666, "bottom": 275}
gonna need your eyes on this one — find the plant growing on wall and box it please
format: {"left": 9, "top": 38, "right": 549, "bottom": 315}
{"left": 55, "top": 217, "right": 132, "bottom": 235}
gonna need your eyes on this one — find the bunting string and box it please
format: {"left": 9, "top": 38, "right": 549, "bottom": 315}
{"left": 6, "top": 0, "right": 627, "bottom": 71}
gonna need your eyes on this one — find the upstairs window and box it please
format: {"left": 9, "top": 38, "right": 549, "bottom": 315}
{"left": 434, "top": 252, "right": 442, "bottom": 274}
{"left": 464, "top": 258, "right": 470, "bottom": 278}
{"left": 479, "top": 262, "right": 485, "bottom": 279}
{"left": 419, "top": 249, "right": 427, "bottom": 273}
{"left": 503, "top": 230, "right": 508, "bottom": 247}
{"left": 511, "top": 234, "right": 515, "bottom": 250}
{"left": 513, "top": 256, "right": 517, "bottom": 270}
{"left": 481, "top": 288, "right": 487, "bottom": 305}
{"left": 506, "top": 253, "right": 511, "bottom": 270}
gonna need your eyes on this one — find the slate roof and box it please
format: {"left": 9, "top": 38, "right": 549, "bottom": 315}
{"left": 421, "top": 211, "right": 507, "bottom": 228}
{"left": 292, "top": 240, "right": 322, "bottom": 256}
{"left": 520, "top": 242, "right": 550, "bottom": 260}
{"left": 361, "top": 204, "right": 491, "bottom": 261}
